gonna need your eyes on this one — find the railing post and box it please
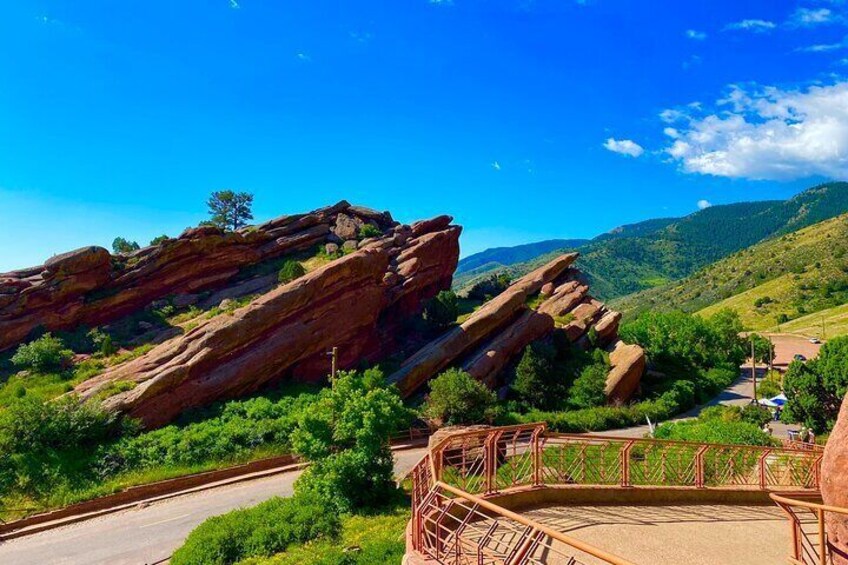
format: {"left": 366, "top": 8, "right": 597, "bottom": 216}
{"left": 758, "top": 450, "right": 771, "bottom": 490}
{"left": 621, "top": 441, "right": 634, "bottom": 487}
{"left": 532, "top": 427, "right": 543, "bottom": 487}
{"left": 695, "top": 445, "right": 708, "bottom": 488}
{"left": 819, "top": 508, "right": 827, "bottom": 565}
{"left": 484, "top": 430, "right": 503, "bottom": 495}
{"left": 814, "top": 455, "right": 824, "bottom": 490}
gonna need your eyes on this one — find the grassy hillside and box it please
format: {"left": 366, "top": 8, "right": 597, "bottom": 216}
{"left": 614, "top": 213, "right": 848, "bottom": 332}
{"left": 457, "top": 239, "right": 588, "bottom": 274}
{"left": 455, "top": 182, "right": 848, "bottom": 299}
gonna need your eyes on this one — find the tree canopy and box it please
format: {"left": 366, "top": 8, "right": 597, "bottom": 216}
{"left": 206, "top": 190, "right": 254, "bottom": 231}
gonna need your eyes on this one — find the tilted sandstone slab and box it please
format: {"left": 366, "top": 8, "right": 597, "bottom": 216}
{"left": 0, "top": 201, "right": 397, "bottom": 352}
{"left": 69, "top": 215, "right": 460, "bottom": 428}
{"left": 822, "top": 393, "right": 848, "bottom": 564}
{"left": 604, "top": 340, "right": 646, "bottom": 404}
{"left": 388, "top": 253, "right": 578, "bottom": 397}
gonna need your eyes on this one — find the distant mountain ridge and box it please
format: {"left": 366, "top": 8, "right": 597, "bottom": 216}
{"left": 455, "top": 182, "right": 848, "bottom": 300}
{"left": 457, "top": 239, "right": 588, "bottom": 274}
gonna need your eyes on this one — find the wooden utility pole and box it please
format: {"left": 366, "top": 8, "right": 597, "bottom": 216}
{"left": 327, "top": 346, "right": 338, "bottom": 380}
{"left": 751, "top": 336, "right": 758, "bottom": 402}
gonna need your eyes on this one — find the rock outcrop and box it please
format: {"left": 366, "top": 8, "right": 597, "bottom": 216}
{"left": 74, "top": 215, "right": 461, "bottom": 427}
{"left": 0, "top": 201, "right": 396, "bottom": 352}
{"left": 822, "top": 393, "right": 848, "bottom": 564}
{"left": 388, "top": 253, "right": 645, "bottom": 400}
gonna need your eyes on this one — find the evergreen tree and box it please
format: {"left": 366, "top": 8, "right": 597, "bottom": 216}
{"left": 206, "top": 190, "right": 254, "bottom": 231}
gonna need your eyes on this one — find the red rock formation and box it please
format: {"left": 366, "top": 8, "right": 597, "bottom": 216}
{"left": 388, "top": 254, "right": 578, "bottom": 397}
{"left": 0, "top": 201, "right": 397, "bottom": 352}
{"left": 75, "top": 218, "right": 461, "bottom": 427}
{"left": 604, "top": 340, "right": 646, "bottom": 404}
{"left": 388, "top": 252, "right": 646, "bottom": 401}
{"left": 822, "top": 393, "right": 848, "bottom": 564}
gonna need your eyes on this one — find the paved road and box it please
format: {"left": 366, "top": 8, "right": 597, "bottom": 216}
{"left": 589, "top": 370, "right": 781, "bottom": 439}
{"left": 0, "top": 448, "right": 427, "bottom": 565}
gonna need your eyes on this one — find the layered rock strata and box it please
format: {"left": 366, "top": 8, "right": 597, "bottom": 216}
{"left": 0, "top": 201, "right": 395, "bottom": 352}
{"left": 73, "top": 214, "right": 460, "bottom": 427}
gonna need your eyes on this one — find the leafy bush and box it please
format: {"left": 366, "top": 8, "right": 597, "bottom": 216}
{"left": 0, "top": 396, "right": 121, "bottom": 496}
{"left": 467, "top": 273, "right": 511, "bottom": 302}
{"left": 11, "top": 334, "right": 73, "bottom": 373}
{"left": 655, "top": 418, "right": 775, "bottom": 446}
{"left": 358, "top": 224, "right": 382, "bottom": 239}
{"left": 170, "top": 492, "right": 339, "bottom": 565}
{"left": 150, "top": 234, "right": 169, "bottom": 246}
{"left": 567, "top": 352, "right": 610, "bottom": 410}
{"left": 112, "top": 237, "right": 140, "bottom": 254}
{"left": 423, "top": 290, "right": 459, "bottom": 330}
{"left": 423, "top": 368, "right": 498, "bottom": 425}
{"left": 277, "top": 260, "right": 306, "bottom": 284}
{"left": 782, "top": 336, "right": 848, "bottom": 432}
{"left": 290, "top": 368, "right": 410, "bottom": 513}
{"left": 103, "top": 386, "right": 318, "bottom": 474}
{"left": 512, "top": 341, "right": 559, "bottom": 409}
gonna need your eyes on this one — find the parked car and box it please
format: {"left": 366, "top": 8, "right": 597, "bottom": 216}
{"left": 794, "top": 354, "right": 807, "bottom": 362}
{"left": 809, "top": 337, "right": 821, "bottom": 344}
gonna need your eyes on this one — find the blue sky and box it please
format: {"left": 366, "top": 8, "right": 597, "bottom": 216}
{"left": 2, "top": 0, "right": 848, "bottom": 271}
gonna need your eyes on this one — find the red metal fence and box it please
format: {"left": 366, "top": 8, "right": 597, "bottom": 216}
{"left": 410, "top": 423, "right": 825, "bottom": 565}
{"left": 771, "top": 493, "right": 848, "bottom": 565}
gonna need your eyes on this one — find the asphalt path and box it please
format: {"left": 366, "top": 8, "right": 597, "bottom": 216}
{"left": 0, "top": 448, "right": 427, "bottom": 565}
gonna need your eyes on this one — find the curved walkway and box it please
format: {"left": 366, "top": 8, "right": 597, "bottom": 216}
{"left": 0, "top": 448, "right": 427, "bottom": 565}
{"left": 532, "top": 503, "right": 787, "bottom": 565}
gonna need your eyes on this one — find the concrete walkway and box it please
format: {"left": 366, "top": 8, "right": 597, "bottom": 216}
{"left": 531, "top": 503, "right": 787, "bottom": 565}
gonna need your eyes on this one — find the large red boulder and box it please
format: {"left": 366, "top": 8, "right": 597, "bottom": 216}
{"left": 822, "top": 393, "right": 848, "bottom": 564}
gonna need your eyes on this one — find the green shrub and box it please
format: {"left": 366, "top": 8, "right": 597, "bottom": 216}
{"left": 358, "top": 224, "right": 382, "bottom": 239}
{"left": 170, "top": 492, "right": 339, "bottom": 565}
{"left": 290, "top": 368, "right": 409, "bottom": 513}
{"left": 512, "top": 341, "right": 559, "bottom": 409}
{"left": 112, "top": 237, "right": 140, "bottom": 254}
{"left": 11, "top": 334, "right": 73, "bottom": 373}
{"left": 654, "top": 418, "right": 775, "bottom": 447}
{"left": 423, "top": 368, "right": 498, "bottom": 426}
{"left": 150, "top": 234, "right": 170, "bottom": 246}
{"left": 467, "top": 273, "right": 511, "bottom": 302}
{"left": 423, "top": 291, "right": 459, "bottom": 330}
{"left": 783, "top": 336, "right": 848, "bottom": 432}
{"left": 277, "top": 260, "right": 306, "bottom": 284}
{"left": 567, "top": 359, "right": 609, "bottom": 410}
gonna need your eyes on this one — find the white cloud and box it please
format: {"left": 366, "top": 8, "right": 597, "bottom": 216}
{"left": 663, "top": 80, "right": 848, "bottom": 180}
{"left": 429, "top": 0, "right": 454, "bottom": 4}
{"left": 491, "top": 161, "right": 501, "bottom": 171}
{"left": 697, "top": 199, "right": 713, "bottom": 210}
{"left": 229, "top": 0, "right": 240, "bottom": 8}
{"left": 685, "top": 29, "right": 707, "bottom": 40}
{"left": 296, "top": 52, "right": 312, "bottom": 62}
{"left": 603, "top": 138, "right": 644, "bottom": 158}
{"left": 789, "top": 7, "right": 838, "bottom": 27}
{"left": 663, "top": 127, "right": 680, "bottom": 138}
{"left": 796, "top": 37, "right": 848, "bottom": 53}
{"left": 723, "top": 19, "right": 776, "bottom": 33}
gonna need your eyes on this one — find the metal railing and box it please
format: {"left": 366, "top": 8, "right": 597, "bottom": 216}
{"left": 771, "top": 493, "right": 848, "bottom": 565}
{"left": 410, "top": 423, "right": 825, "bottom": 564}
{"left": 430, "top": 424, "right": 823, "bottom": 496}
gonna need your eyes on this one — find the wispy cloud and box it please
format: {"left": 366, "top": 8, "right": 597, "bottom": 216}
{"left": 229, "top": 0, "right": 240, "bottom": 9}
{"left": 723, "top": 19, "right": 776, "bottom": 33}
{"left": 296, "top": 52, "right": 312, "bottom": 62}
{"left": 788, "top": 7, "right": 840, "bottom": 27}
{"left": 795, "top": 37, "right": 848, "bottom": 53}
{"left": 685, "top": 29, "right": 707, "bottom": 40}
{"left": 429, "top": 0, "right": 454, "bottom": 5}
{"left": 491, "top": 161, "right": 501, "bottom": 171}
{"left": 603, "top": 138, "right": 644, "bottom": 158}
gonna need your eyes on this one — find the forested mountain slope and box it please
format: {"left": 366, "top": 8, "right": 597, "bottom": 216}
{"left": 456, "top": 182, "right": 848, "bottom": 300}
{"left": 613, "top": 213, "right": 848, "bottom": 332}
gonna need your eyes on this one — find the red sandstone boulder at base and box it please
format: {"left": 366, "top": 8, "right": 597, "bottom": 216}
{"left": 822, "top": 393, "right": 848, "bottom": 564}
{"left": 604, "top": 340, "right": 646, "bottom": 404}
